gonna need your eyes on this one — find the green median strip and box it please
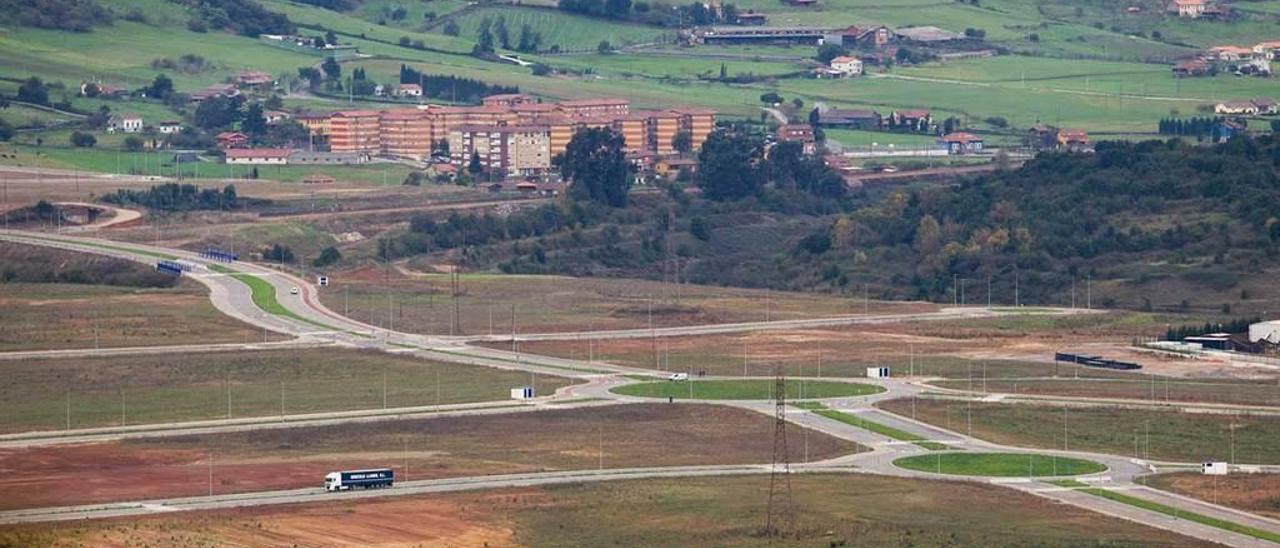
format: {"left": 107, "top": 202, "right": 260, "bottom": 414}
{"left": 432, "top": 348, "right": 612, "bottom": 375}
{"left": 208, "top": 264, "right": 339, "bottom": 332}
{"left": 1076, "top": 488, "right": 1280, "bottom": 544}
{"left": 1049, "top": 479, "right": 1088, "bottom": 488}
{"left": 801, "top": 404, "right": 952, "bottom": 451}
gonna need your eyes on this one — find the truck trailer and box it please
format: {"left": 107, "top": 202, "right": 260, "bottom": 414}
{"left": 324, "top": 468, "right": 394, "bottom": 491}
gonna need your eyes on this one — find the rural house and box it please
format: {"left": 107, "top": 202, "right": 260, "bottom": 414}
{"left": 224, "top": 148, "right": 292, "bottom": 165}
{"left": 818, "top": 108, "right": 881, "bottom": 129}
{"left": 394, "top": 83, "right": 423, "bottom": 98}
{"left": 234, "top": 70, "right": 274, "bottom": 89}
{"left": 776, "top": 124, "right": 817, "bottom": 155}
{"left": 1169, "top": 0, "right": 1207, "bottom": 17}
{"left": 888, "top": 109, "right": 933, "bottom": 132}
{"left": 829, "top": 56, "right": 863, "bottom": 76}
{"left": 107, "top": 114, "right": 143, "bottom": 134}
{"left": 157, "top": 121, "right": 183, "bottom": 134}
{"left": 939, "top": 132, "right": 983, "bottom": 155}
{"left": 215, "top": 131, "right": 250, "bottom": 149}
{"left": 1214, "top": 100, "right": 1260, "bottom": 115}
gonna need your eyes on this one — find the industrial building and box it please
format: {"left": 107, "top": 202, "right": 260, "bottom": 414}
{"left": 1249, "top": 320, "right": 1280, "bottom": 344}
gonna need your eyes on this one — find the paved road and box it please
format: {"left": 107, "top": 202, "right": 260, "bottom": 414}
{"left": 3, "top": 230, "right": 1279, "bottom": 546}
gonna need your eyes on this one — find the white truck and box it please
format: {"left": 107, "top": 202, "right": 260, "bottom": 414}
{"left": 324, "top": 468, "right": 394, "bottom": 491}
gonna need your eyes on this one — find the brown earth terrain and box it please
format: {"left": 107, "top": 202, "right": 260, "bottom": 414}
{"left": 1146, "top": 472, "right": 1280, "bottom": 520}
{"left": 0, "top": 404, "right": 858, "bottom": 511}
{"left": 0, "top": 475, "right": 1211, "bottom": 547}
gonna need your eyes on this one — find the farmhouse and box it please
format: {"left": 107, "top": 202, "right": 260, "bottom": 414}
{"left": 829, "top": 56, "right": 863, "bottom": 76}
{"left": 888, "top": 109, "right": 932, "bottom": 132}
{"left": 234, "top": 70, "right": 274, "bottom": 89}
{"left": 107, "top": 114, "right": 143, "bottom": 134}
{"left": 1172, "top": 59, "right": 1211, "bottom": 77}
{"left": 190, "top": 84, "right": 240, "bottom": 102}
{"left": 1251, "top": 98, "right": 1278, "bottom": 115}
{"left": 1214, "top": 100, "right": 1260, "bottom": 115}
{"left": 818, "top": 108, "right": 881, "bottom": 129}
{"left": 736, "top": 12, "right": 767, "bottom": 25}
{"left": 1254, "top": 40, "right": 1280, "bottom": 59}
{"left": 394, "top": 83, "right": 423, "bottom": 98}
{"left": 157, "top": 121, "right": 183, "bottom": 134}
{"left": 224, "top": 148, "right": 291, "bottom": 165}
{"left": 837, "top": 25, "right": 894, "bottom": 49}
{"left": 1207, "top": 46, "right": 1255, "bottom": 61}
{"left": 215, "top": 131, "right": 250, "bottom": 149}
{"left": 1056, "top": 129, "right": 1091, "bottom": 152}
{"left": 939, "top": 132, "right": 983, "bottom": 155}
{"left": 1169, "top": 0, "right": 1207, "bottom": 17}
{"left": 776, "top": 124, "right": 817, "bottom": 155}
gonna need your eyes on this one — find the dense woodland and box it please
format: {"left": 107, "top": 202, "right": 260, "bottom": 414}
{"left": 0, "top": 0, "right": 114, "bottom": 32}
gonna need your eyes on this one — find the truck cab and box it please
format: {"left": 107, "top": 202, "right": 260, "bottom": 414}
{"left": 324, "top": 472, "right": 342, "bottom": 491}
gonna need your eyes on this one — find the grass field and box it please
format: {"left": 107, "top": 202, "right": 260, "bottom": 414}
{"left": 0, "top": 404, "right": 858, "bottom": 510}
{"left": 0, "top": 474, "right": 1211, "bottom": 546}
{"left": 931, "top": 377, "right": 1280, "bottom": 407}
{"left": 805, "top": 405, "right": 952, "bottom": 450}
{"left": 877, "top": 398, "right": 1280, "bottom": 464}
{"left": 1145, "top": 472, "right": 1280, "bottom": 520}
{"left": 1077, "top": 487, "right": 1280, "bottom": 544}
{"left": 0, "top": 143, "right": 419, "bottom": 185}
{"left": 894, "top": 452, "right": 1106, "bottom": 477}
{"left": 440, "top": 6, "right": 673, "bottom": 51}
{"left": 322, "top": 271, "right": 936, "bottom": 335}
{"left": 0, "top": 348, "right": 574, "bottom": 433}
{"left": 0, "top": 282, "right": 272, "bottom": 352}
{"left": 611, "top": 379, "right": 883, "bottom": 400}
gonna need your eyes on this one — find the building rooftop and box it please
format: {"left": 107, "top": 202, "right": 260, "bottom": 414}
{"left": 225, "top": 148, "right": 292, "bottom": 159}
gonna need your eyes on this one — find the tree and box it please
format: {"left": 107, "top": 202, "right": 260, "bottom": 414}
{"left": 558, "top": 127, "right": 631, "bottom": 207}
{"left": 494, "top": 16, "right": 510, "bottom": 49}
{"left": 297, "top": 67, "right": 322, "bottom": 88}
{"left": 313, "top": 246, "right": 341, "bottom": 267}
{"left": 326, "top": 30, "right": 338, "bottom": 45}
{"left": 468, "top": 152, "right": 483, "bottom": 174}
{"left": 696, "top": 128, "right": 764, "bottom": 201}
{"left": 474, "top": 19, "right": 495, "bottom": 55}
{"left": 517, "top": 23, "right": 541, "bottom": 52}
{"left": 264, "top": 244, "right": 295, "bottom": 264}
{"left": 672, "top": 130, "right": 693, "bottom": 154}
{"left": 70, "top": 131, "right": 96, "bottom": 148}
{"left": 123, "top": 136, "right": 144, "bottom": 151}
{"left": 759, "top": 91, "right": 782, "bottom": 105}
{"left": 0, "top": 119, "right": 13, "bottom": 142}
{"left": 791, "top": 97, "right": 804, "bottom": 110}
{"left": 443, "top": 20, "right": 460, "bottom": 36}
{"left": 689, "top": 216, "right": 712, "bottom": 241}
{"left": 148, "top": 74, "right": 174, "bottom": 100}
{"left": 597, "top": 40, "right": 613, "bottom": 54}
{"left": 605, "top": 0, "right": 632, "bottom": 18}
{"left": 193, "top": 95, "right": 243, "bottom": 130}
{"left": 816, "top": 43, "right": 847, "bottom": 64}
{"left": 17, "top": 77, "right": 49, "bottom": 105}
{"left": 241, "top": 103, "right": 268, "bottom": 137}
{"left": 321, "top": 56, "right": 341, "bottom": 80}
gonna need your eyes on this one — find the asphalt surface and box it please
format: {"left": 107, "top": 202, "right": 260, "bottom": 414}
{"left": 2, "top": 229, "right": 1279, "bottom": 546}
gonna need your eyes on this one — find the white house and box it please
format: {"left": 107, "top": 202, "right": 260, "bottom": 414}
{"left": 394, "top": 83, "right": 423, "bottom": 98}
{"left": 224, "top": 148, "right": 291, "bottom": 165}
{"left": 1214, "top": 101, "right": 1259, "bottom": 115}
{"left": 830, "top": 55, "right": 864, "bottom": 76}
{"left": 108, "top": 114, "right": 143, "bottom": 134}
{"left": 157, "top": 121, "right": 183, "bottom": 134}
{"left": 1171, "top": 0, "right": 1207, "bottom": 17}
{"left": 1254, "top": 40, "right": 1280, "bottom": 59}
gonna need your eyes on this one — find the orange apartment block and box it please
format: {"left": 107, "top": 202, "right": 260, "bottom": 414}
{"left": 512, "top": 102, "right": 560, "bottom": 124}
{"left": 482, "top": 93, "right": 535, "bottom": 107}
{"left": 329, "top": 110, "right": 382, "bottom": 154}
{"left": 670, "top": 107, "right": 716, "bottom": 151}
{"left": 380, "top": 109, "right": 433, "bottom": 160}
{"left": 642, "top": 110, "right": 681, "bottom": 155}
{"left": 533, "top": 114, "right": 575, "bottom": 159}
{"left": 558, "top": 98, "right": 630, "bottom": 119}
{"left": 612, "top": 115, "right": 648, "bottom": 153}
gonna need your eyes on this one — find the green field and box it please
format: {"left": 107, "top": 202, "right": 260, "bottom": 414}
{"left": 894, "top": 452, "right": 1106, "bottom": 476}
{"left": 878, "top": 398, "right": 1280, "bottom": 464}
{"left": 0, "top": 348, "right": 576, "bottom": 433}
{"left": 611, "top": 379, "right": 884, "bottom": 400}
{"left": 1077, "top": 488, "right": 1280, "bottom": 544}
{"left": 440, "top": 6, "right": 673, "bottom": 51}
{"left": 805, "top": 404, "right": 951, "bottom": 450}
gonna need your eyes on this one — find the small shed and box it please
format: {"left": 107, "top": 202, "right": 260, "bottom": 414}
{"left": 510, "top": 386, "right": 535, "bottom": 400}
{"left": 866, "top": 366, "right": 890, "bottom": 379}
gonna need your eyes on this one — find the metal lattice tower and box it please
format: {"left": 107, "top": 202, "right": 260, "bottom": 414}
{"left": 764, "top": 367, "right": 795, "bottom": 537}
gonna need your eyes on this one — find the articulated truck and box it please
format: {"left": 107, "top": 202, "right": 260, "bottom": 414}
{"left": 324, "top": 468, "right": 394, "bottom": 491}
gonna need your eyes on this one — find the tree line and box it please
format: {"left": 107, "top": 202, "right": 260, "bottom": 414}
{"left": 100, "top": 183, "right": 249, "bottom": 211}
{"left": 397, "top": 65, "right": 519, "bottom": 103}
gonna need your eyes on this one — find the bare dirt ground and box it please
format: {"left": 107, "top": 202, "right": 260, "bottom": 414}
{"left": 0, "top": 404, "right": 858, "bottom": 511}
{"left": 0, "top": 475, "right": 1211, "bottom": 547}
{"left": 1146, "top": 472, "right": 1280, "bottom": 520}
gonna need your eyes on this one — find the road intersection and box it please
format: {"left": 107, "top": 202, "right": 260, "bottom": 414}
{"left": 2, "top": 229, "right": 1278, "bottom": 546}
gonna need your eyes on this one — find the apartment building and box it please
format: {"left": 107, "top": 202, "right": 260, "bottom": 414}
{"left": 380, "top": 109, "right": 432, "bottom": 160}
{"left": 449, "top": 125, "right": 552, "bottom": 176}
{"left": 558, "top": 98, "right": 630, "bottom": 119}
{"left": 329, "top": 110, "right": 382, "bottom": 154}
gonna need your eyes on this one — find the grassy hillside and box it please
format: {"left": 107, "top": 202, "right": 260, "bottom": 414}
{"left": 440, "top": 6, "right": 674, "bottom": 51}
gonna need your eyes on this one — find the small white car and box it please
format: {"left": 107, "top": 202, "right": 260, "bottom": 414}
{"left": 289, "top": 286, "right": 299, "bottom": 295}
{"left": 668, "top": 372, "right": 689, "bottom": 381}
